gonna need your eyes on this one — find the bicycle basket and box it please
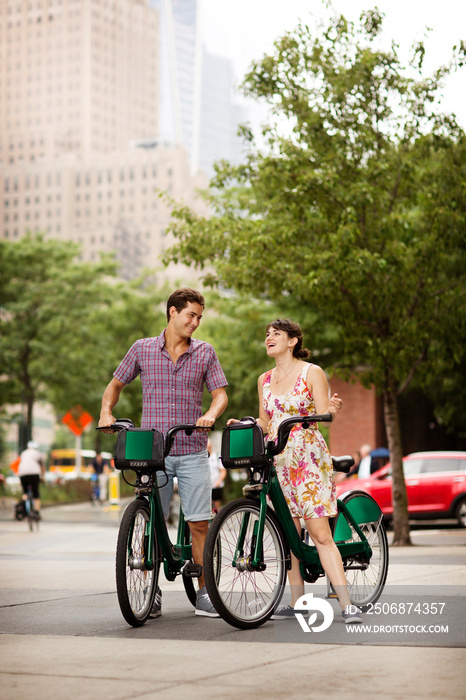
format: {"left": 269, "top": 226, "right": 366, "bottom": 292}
{"left": 113, "top": 427, "right": 164, "bottom": 471}
{"left": 220, "top": 418, "right": 268, "bottom": 469}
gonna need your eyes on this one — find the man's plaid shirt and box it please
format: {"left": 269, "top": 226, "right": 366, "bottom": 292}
{"left": 114, "top": 331, "right": 227, "bottom": 455}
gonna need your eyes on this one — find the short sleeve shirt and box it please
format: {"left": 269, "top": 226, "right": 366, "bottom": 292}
{"left": 18, "top": 448, "right": 43, "bottom": 477}
{"left": 113, "top": 331, "right": 227, "bottom": 455}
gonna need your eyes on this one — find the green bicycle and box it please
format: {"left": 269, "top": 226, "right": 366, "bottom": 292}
{"left": 98, "top": 419, "right": 213, "bottom": 627}
{"left": 202, "top": 414, "right": 389, "bottom": 629}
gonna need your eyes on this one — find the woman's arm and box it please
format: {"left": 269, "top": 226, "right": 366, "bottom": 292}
{"left": 306, "top": 365, "right": 342, "bottom": 418}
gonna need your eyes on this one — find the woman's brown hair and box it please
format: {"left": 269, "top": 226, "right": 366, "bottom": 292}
{"left": 266, "top": 319, "right": 311, "bottom": 359}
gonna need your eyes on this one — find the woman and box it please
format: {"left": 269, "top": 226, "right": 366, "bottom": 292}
{"left": 230, "top": 319, "right": 362, "bottom": 623}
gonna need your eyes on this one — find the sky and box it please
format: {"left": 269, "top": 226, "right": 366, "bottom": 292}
{"left": 200, "top": 0, "right": 466, "bottom": 128}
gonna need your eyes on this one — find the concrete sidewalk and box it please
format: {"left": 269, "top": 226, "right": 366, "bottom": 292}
{"left": 0, "top": 499, "right": 465, "bottom": 699}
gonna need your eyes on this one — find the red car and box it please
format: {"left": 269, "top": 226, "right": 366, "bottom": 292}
{"left": 336, "top": 451, "right": 466, "bottom": 527}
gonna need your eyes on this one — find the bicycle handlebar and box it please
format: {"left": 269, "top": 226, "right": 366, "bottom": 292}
{"left": 266, "top": 414, "right": 333, "bottom": 456}
{"left": 96, "top": 419, "right": 213, "bottom": 458}
{"left": 164, "top": 424, "right": 213, "bottom": 457}
{"left": 96, "top": 418, "right": 135, "bottom": 433}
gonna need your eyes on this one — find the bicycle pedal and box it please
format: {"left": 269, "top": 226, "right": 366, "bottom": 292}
{"left": 182, "top": 562, "right": 203, "bottom": 578}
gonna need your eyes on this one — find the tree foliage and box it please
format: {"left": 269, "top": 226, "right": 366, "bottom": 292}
{"left": 0, "top": 234, "right": 169, "bottom": 452}
{"left": 163, "top": 9, "right": 466, "bottom": 544}
{"left": 199, "top": 292, "right": 343, "bottom": 425}
{"left": 0, "top": 235, "right": 115, "bottom": 429}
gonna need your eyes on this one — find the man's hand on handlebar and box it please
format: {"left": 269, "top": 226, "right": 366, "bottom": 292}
{"left": 98, "top": 413, "right": 117, "bottom": 434}
{"left": 195, "top": 411, "right": 217, "bottom": 431}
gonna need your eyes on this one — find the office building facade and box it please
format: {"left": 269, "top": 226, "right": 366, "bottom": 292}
{"left": 0, "top": 0, "right": 207, "bottom": 279}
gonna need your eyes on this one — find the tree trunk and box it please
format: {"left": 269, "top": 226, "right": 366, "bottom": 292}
{"left": 383, "top": 386, "right": 412, "bottom": 546}
{"left": 26, "top": 394, "right": 34, "bottom": 433}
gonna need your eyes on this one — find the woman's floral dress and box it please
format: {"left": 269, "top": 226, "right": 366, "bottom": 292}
{"left": 262, "top": 365, "right": 337, "bottom": 519}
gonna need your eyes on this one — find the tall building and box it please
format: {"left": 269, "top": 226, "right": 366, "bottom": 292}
{"left": 200, "top": 50, "right": 246, "bottom": 176}
{"left": 0, "top": 0, "right": 207, "bottom": 279}
{"left": 153, "top": 0, "right": 246, "bottom": 176}
{"left": 1, "top": 0, "right": 159, "bottom": 163}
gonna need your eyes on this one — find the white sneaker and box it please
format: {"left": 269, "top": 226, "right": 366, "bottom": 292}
{"left": 149, "top": 586, "right": 162, "bottom": 618}
{"left": 342, "top": 604, "right": 362, "bottom": 623}
{"left": 195, "top": 586, "right": 219, "bottom": 617}
{"left": 271, "top": 605, "right": 295, "bottom": 619}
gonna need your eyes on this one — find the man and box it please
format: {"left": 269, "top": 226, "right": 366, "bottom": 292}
{"left": 18, "top": 440, "right": 45, "bottom": 518}
{"left": 98, "top": 288, "right": 228, "bottom": 617}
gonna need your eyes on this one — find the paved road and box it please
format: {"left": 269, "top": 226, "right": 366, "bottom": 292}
{"left": 1, "top": 498, "right": 465, "bottom": 699}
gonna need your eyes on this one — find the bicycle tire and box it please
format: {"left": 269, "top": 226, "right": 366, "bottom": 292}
{"left": 182, "top": 521, "right": 197, "bottom": 607}
{"left": 203, "top": 499, "right": 287, "bottom": 629}
{"left": 182, "top": 519, "right": 221, "bottom": 606}
{"left": 336, "top": 490, "right": 389, "bottom": 610}
{"left": 25, "top": 496, "right": 38, "bottom": 532}
{"left": 115, "top": 499, "right": 161, "bottom": 627}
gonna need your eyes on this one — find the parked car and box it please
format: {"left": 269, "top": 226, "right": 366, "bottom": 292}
{"left": 336, "top": 451, "right": 466, "bottom": 527}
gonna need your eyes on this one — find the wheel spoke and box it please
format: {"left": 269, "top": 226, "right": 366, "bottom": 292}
{"left": 339, "top": 493, "right": 389, "bottom": 608}
{"left": 116, "top": 501, "right": 160, "bottom": 626}
{"left": 204, "top": 500, "right": 286, "bottom": 628}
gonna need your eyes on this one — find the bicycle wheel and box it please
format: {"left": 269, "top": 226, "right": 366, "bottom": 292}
{"left": 30, "top": 510, "right": 40, "bottom": 531}
{"left": 25, "top": 497, "right": 36, "bottom": 532}
{"left": 336, "top": 490, "right": 389, "bottom": 610}
{"left": 203, "top": 499, "right": 287, "bottom": 629}
{"left": 116, "top": 499, "right": 161, "bottom": 626}
{"left": 182, "top": 520, "right": 197, "bottom": 607}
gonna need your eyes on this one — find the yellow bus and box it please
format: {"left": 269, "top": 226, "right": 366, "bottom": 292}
{"left": 49, "top": 449, "right": 113, "bottom": 474}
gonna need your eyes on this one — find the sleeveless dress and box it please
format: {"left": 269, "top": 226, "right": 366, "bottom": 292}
{"left": 262, "top": 364, "right": 337, "bottom": 519}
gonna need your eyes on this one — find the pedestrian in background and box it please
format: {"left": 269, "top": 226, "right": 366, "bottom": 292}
{"left": 208, "top": 438, "right": 227, "bottom": 511}
{"left": 90, "top": 451, "right": 109, "bottom": 503}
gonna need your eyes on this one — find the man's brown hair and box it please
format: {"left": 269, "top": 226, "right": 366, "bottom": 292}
{"left": 166, "top": 288, "right": 205, "bottom": 322}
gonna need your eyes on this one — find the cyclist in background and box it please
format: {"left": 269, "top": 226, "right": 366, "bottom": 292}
{"left": 18, "top": 441, "right": 45, "bottom": 519}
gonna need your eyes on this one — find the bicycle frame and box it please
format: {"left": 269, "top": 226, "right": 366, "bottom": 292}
{"left": 236, "top": 456, "right": 373, "bottom": 579}
{"left": 133, "top": 482, "right": 191, "bottom": 580}
{"left": 205, "top": 415, "right": 388, "bottom": 629}
{"left": 111, "top": 421, "right": 211, "bottom": 585}
{"left": 100, "top": 419, "right": 214, "bottom": 626}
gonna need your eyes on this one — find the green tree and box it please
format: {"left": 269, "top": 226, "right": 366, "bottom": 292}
{"left": 63, "top": 274, "right": 169, "bottom": 450}
{"left": 163, "top": 10, "right": 466, "bottom": 545}
{"left": 0, "top": 235, "right": 171, "bottom": 453}
{"left": 199, "top": 292, "right": 342, "bottom": 424}
{"left": 0, "top": 234, "right": 117, "bottom": 438}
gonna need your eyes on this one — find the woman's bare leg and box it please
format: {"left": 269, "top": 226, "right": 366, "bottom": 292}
{"left": 304, "top": 516, "right": 351, "bottom": 610}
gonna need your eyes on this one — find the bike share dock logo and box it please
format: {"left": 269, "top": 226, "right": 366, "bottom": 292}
{"left": 293, "top": 593, "right": 334, "bottom": 632}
